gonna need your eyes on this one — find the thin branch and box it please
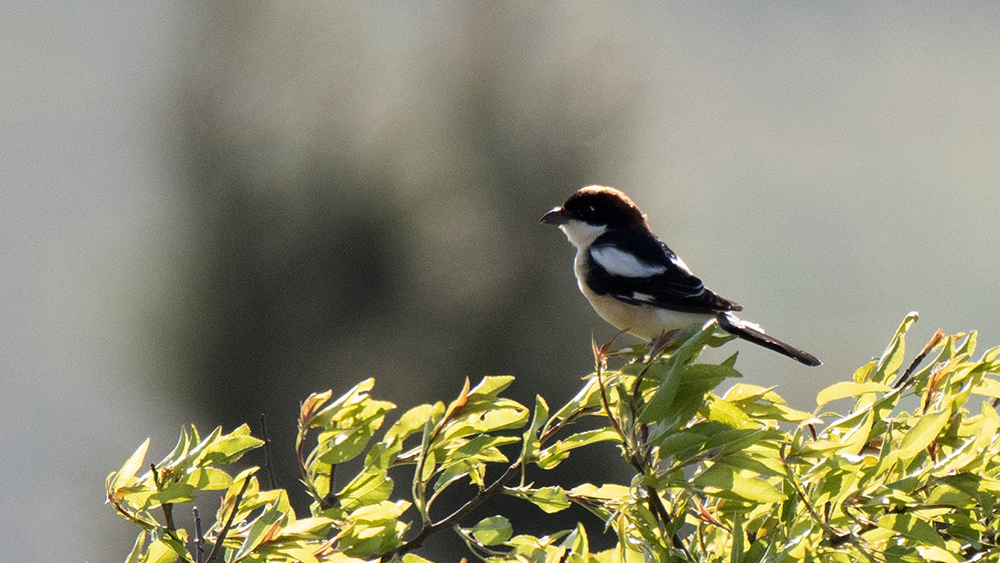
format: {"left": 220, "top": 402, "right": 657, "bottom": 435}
{"left": 595, "top": 364, "right": 628, "bottom": 452}
{"left": 259, "top": 413, "right": 277, "bottom": 490}
{"left": 538, "top": 406, "right": 600, "bottom": 444}
{"left": 320, "top": 463, "right": 338, "bottom": 510}
{"left": 192, "top": 507, "right": 205, "bottom": 563}
{"left": 892, "top": 329, "right": 945, "bottom": 389}
{"left": 644, "top": 484, "right": 691, "bottom": 558}
{"left": 205, "top": 476, "right": 251, "bottom": 563}
{"left": 388, "top": 461, "right": 523, "bottom": 560}
{"left": 780, "top": 445, "right": 846, "bottom": 545}
{"left": 629, "top": 358, "right": 658, "bottom": 420}
{"left": 296, "top": 419, "right": 329, "bottom": 506}
{"left": 149, "top": 464, "right": 176, "bottom": 532}
{"left": 295, "top": 425, "right": 312, "bottom": 496}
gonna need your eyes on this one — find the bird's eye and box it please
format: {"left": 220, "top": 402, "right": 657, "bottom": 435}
{"left": 582, "top": 204, "right": 596, "bottom": 217}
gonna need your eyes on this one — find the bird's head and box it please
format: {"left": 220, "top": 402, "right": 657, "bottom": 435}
{"left": 541, "top": 186, "right": 647, "bottom": 247}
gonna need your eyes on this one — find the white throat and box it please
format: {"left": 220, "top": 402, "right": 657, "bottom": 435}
{"left": 558, "top": 219, "right": 608, "bottom": 249}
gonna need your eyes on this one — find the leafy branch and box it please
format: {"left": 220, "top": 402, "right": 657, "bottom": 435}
{"left": 107, "top": 314, "right": 1000, "bottom": 562}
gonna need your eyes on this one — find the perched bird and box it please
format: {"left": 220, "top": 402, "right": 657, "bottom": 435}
{"left": 541, "top": 185, "right": 821, "bottom": 366}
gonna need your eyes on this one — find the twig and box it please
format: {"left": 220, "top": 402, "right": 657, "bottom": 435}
{"left": 892, "top": 329, "right": 945, "bottom": 390}
{"left": 593, "top": 336, "right": 691, "bottom": 559}
{"left": 538, "top": 406, "right": 599, "bottom": 444}
{"left": 321, "top": 463, "right": 338, "bottom": 510}
{"left": 629, "top": 356, "right": 664, "bottom": 428}
{"left": 780, "top": 443, "right": 845, "bottom": 545}
{"left": 205, "top": 476, "right": 251, "bottom": 563}
{"left": 259, "top": 413, "right": 277, "bottom": 490}
{"left": 150, "top": 464, "right": 177, "bottom": 533}
{"left": 296, "top": 417, "right": 328, "bottom": 506}
{"left": 644, "top": 484, "right": 691, "bottom": 557}
{"left": 192, "top": 507, "right": 205, "bottom": 563}
{"left": 388, "top": 394, "right": 599, "bottom": 561}
{"left": 595, "top": 363, "right": 628, "bottom": 452}
{"left": 388, "top": 461, "right": 523, "bottom": 560}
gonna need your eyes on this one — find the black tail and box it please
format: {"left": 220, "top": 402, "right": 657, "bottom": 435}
{"left": 717, "top": 313, "right": 821, "bottom": 367}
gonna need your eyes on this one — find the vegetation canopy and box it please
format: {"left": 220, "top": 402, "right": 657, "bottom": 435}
{"left": 107, "top": 313, "right": 1000, "bottom": 562}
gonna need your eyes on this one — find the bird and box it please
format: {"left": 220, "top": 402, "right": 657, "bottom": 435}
{"left": 541, "top": 185, "right": 821, "bottom": 366}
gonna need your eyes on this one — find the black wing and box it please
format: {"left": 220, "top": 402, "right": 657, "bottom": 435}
{"left": 585, "top": 229, "right": 742, "bottom": 315}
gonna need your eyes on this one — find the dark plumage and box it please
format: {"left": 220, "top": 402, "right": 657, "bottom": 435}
{"left": 542, "top": 185, "right": 821, "bottom": 367}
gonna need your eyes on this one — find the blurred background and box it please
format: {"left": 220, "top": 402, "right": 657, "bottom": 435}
{"left": 4, "top": 2, "right": 1000, "bottom": 561}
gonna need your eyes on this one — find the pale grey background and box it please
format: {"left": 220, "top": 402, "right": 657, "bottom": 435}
{"left": 4, "top": 3, "right": 999, "bottom": 561}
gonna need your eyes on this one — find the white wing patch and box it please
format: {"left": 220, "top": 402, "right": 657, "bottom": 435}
{"left": 591, "top": 246, "right": 668, "bottom": 278}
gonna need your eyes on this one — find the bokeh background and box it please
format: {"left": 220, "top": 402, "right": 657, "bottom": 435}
{"left": 4, "top": 2, "right": 1000, "bottom": 561}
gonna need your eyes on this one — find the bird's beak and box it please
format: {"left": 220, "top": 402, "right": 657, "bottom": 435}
{"left": 540, "top": 206, "right": 568, "bottom": 225}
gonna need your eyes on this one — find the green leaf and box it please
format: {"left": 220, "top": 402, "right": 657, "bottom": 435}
{"left": 337, "top": 468, "right": 393, "bottom": 511}
{"left": 140, "top": 538, "right": 182, "bottom": 563}
{"left": 161, "top": 426, "right": 195, "bottom": 468}
{"left": 852, "top": 360, "right": 877, "bottom": 383}
{"left": 180, "top": 466, "right": 233, "bottom": 490}
{"left": 111, "top": 438, "right": 150, "bottom": 491}
{"left": 717, "top": 452, "right": 783, "bottom": 480}
{"left": 450, "top": 434, "right": 518, "bottom": 461}
{"left": 467, "top": 375, "right": 516, "bottom": 400}
{"left": 870, "top": 312, "right": 918, "bottom": 385}
{"left": 740, "top": 402, "right": 816, "bottom": 423}
{"left": 317, "top": 427, "right": 377, "bottom": 465}
{"left": 315, "top": 396, "right": 396, "bottom": 466}
{"left": 916, "top": 546, "right": 963, "bottom": 563}
{"left": 147, "top": 483, "right": 196, "bottom": 506}
{"left": 651, "top": 425, "right": 709, "bottom": 458}
{"left": 568, "top": 483, "right": 630, "bottom": 501}
{"left": 877, "top": 513, "right": 947, "bottom": 548}
{"left": 234, "top": 503, "right": 286, "bottom": 561}
{"left": 306, "top": 379, "right": 376, "bottom": 428}
{"left": 816, "top": 382, "right": 892, "bottom": 408}
{"left": 271, "top": 516, "right": 335, "bottom": 540}
{"left": 561, "top": 522, "right": 589, "bottom": 563}
{"left": 723, "top": 383, "right": 783, "bottom": 404}
{"left": 516, "top": 485, "right": 572, "bottom": 513}
{"left": 383, "top": 403, "right": 438, "bottom": 447}
{"left": 432, "top": 459, "right": 479, "bottom": 496}
{"left": 199, "top": 430, "right": 264, "bottom": 465}
{"left": 641, "top": 363, "right": 739, "bottom": 424}
{"left": 805, "top": 409, "right": 874, "bottom": 457}
{"left": 536, "top": 447, "right": 570, "bottom": 470}
{"left": 971, "top": 376, "right": 1000, "bottom": 399}
{"left": 897, "top": 409, "right": 950, "bottom": 459}
{"left": 550, "top": 377, "right": 605, "bottom": 422}
{"left": 520, "top": 395, "right": 549, "bottom": 467}
{"left": 124, "top": 533, "right": 145, "bottom": 563}
{"left": 693, "top": 463, "right": 786, "bottom": 503}
{"left": 730, "top": 511, "right": 744, "bottom": 563}
{"left": 171, "top": 426, "right": 221, "bottom": 471}
{"left": 671, "top": 320, "right": 738, "bottom": 365}
{"left": 442, "top": 399, "right": 529, "bottom": 439}
{"left": 537, "top": 427, "right": 620, "bottom": 470}
{"left": 471, "top": 515, "right": 512, "bottom": 546}
{"left": 337, "top": 500, "right": 410, "bottom": 557}
{"left": 925, "top": 483, "right": 975, "bottom": 508}
{"left": 638, "top": 362, "right": 680, "bottom": 423}
{"left": 705, "top": 396, "right": 756, "bottom": 429}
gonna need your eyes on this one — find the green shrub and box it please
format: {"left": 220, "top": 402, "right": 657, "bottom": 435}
{"left": 107, "top": 313, "right": 1000, "bottom": 562}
